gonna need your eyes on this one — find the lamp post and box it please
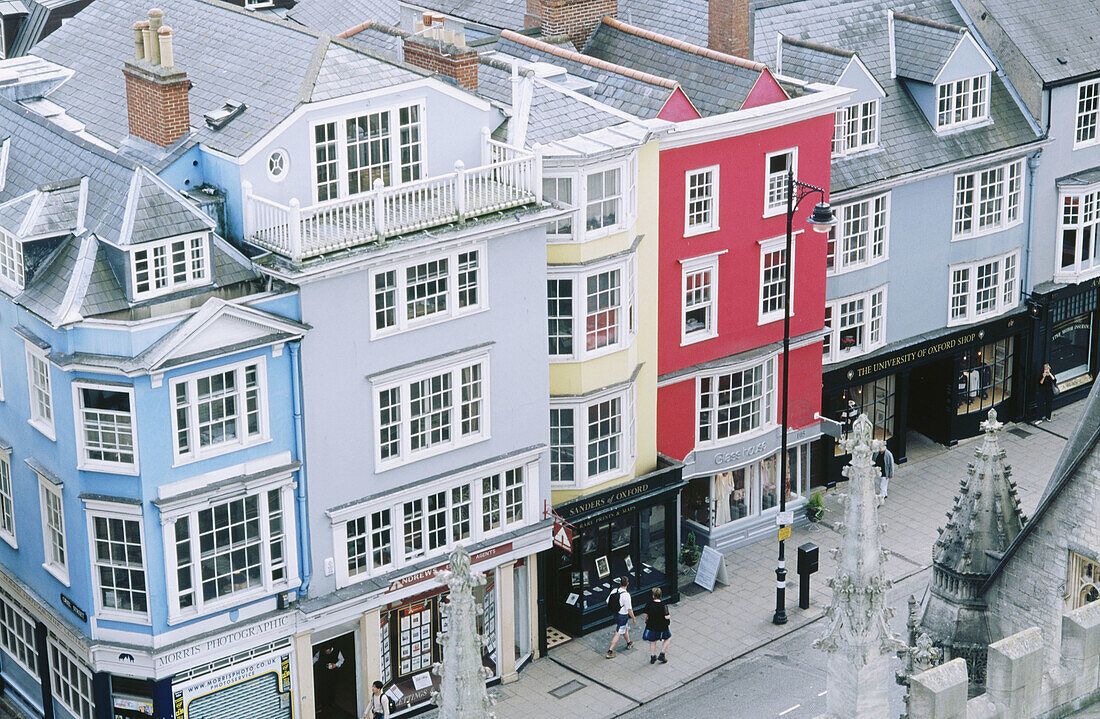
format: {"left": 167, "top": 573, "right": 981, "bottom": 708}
{"left": 773, "top": 168, "right": 837, "bottom": 625}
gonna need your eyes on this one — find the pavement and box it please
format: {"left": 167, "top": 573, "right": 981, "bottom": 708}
{"left": 467, "top": 401, "right": 1084, "bottom": 719}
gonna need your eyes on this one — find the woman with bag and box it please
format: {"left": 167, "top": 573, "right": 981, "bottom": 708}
{"left": 1038, "top": 363, "right": 1058, "bottom": 422}
{"left": 642, "top": 588, "right": 671, "bottom": 664}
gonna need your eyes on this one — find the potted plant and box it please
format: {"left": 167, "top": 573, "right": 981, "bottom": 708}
{"left": 680, "top": 531, "right": 702, "bottom": 567}
{"left": 805, "top": 491, "right": 826, "bottom": 523}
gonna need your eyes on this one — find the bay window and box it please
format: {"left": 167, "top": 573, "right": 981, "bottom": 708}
{"left": 370, "top": 244, "right": 485, "bottom": 336}
{"left": 372, "top": 349, "right": 489, "bottom": 470}
{"left": 131, "top": 234, "right": 209, "bottom": 299}
{"left": 947, "top": 251, "right": 1020, "bottom": 325}
{"left": 74, "top": 383, "right": 136, "bottom": 472}
{"left": 541, "top": 156, "right": 638, "bottom": 241}
{"left": 936, "top": 74, "right": 989, "bottom": 130}
{"left": 823, "top": 286, "right": 886, "bottom": 362}
{"left": 549, "top": 384, "right": 636, "bottom": 487}
{"left": 170, "top": 358, "right": 268, "bottom": 463}
{"left": 953, "top": 160, "right": 1022, "bottom": 238}
{"left": 1058, "top": 186, "right": 1100, "bottom": 279}
{"left": 334, "top": 457, "right": 536, "bottom": 586}
{"left": 828, "top": 194, "right": 889, "bottom": 274}
{"left": 547, "top": 254, "right": 637, "bottom": 360}
{"left": 697, "top": 358, "right": 775, "bottom": 445}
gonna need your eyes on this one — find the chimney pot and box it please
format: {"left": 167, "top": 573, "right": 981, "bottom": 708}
{"left": 422, "top": 12, "right": 433, "bottom": 25}
{"left": 132, "top": 22, "right": 146, "bottom": 60}
{"left": 158, "top": 26, "right": 174, "bottom": 69}
{"left": 147, "top": 8, "right": 164, "bottom": 65}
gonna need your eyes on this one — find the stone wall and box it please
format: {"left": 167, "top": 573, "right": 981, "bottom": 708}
{"left": 984, "top": 449, "right": 1100, "bottom": 668}
{"left": 909, "top": 600, "right": 1100, "bottom": 719}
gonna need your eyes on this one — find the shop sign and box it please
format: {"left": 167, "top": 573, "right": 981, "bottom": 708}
{"left": 155, "top": 614, "right": 294, "bottom": 671}
{"left": 173, "top": 650, "right": 293, "bottom": 719}
{"left": 1059, "top": 373, "right": 1093, "bottom": 393}
{"left": 558, "top": 466, "right": 684, "bottom": 521}
{"left": 385, "top": 543, "right": 513, "bottom": 593}
{"left": 693, "top": 546, "right": 728, "bottom": 592}
{"left": 847, "top": 330, "right": 983, "bottom": 381}
{"left": 552, "top": 521, "right": 573, "bottom": 553}
{"left": 114, "top": 697, "right": 153, "bottom": 714}
{"left": 60, "top": 594, "right": 87, "bottom": 623}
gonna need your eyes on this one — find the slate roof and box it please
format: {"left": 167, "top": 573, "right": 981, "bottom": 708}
{"left": 584, "top": 17, "right": 768, "bottom": 115}
{"left": 963, "top": 0, "right": 1100, "bottom": 86}
{"left": 754, "top": 0, "right": 1041, "bottom": 194}
{"left": 406, "top": 0, "right": 526, "bottom": 30}
{"left": 778, "top": 36, "right": 853, "bottom": 85}
{"left": 619, "top": 0, "right": 708, "bottom": 47}
{"left": 8, "top": 0, "right": 91, "bottom": 57}
{"left": 891, "top": 12, "right": 963, "bottom": 83}
{"left": 525, "top": 80, "right": 639, "bottom": 144}
{"left": 495, "top": 30, "right": 676, "bottom": 118}
{"left": 287, "top": 0, "right": 399, "bottom": 33}
{"left": 31, "top": 0, "right": 424, "bottom": 163}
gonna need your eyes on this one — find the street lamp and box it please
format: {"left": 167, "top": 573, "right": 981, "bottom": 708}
{"left": 774, "top": 169, "right": 836, "bottom": 626}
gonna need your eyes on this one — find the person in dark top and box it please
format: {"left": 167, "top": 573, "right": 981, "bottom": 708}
{"left": 1038, "top": 363, "right": 1057, "bottom": 422}
{"left": 641, "top": 587, "right": 671, "bottom": 664}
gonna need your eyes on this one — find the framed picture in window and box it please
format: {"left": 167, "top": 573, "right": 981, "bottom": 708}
{"left": 594, "top": 555, "right": 610, "bottom": 579}
{"left": 624, "top": 556, "right": 633, "bottom": 572}
{"left": 611, "top": 527, "right": 631, "bottom": 550}
{"left": 572, "top": 571, "right": 582, "bottom": 587}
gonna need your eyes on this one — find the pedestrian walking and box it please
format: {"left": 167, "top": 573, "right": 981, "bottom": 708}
{"left": 1037, "top": 363, "right": 1058, "bottom": 422}
{"left": 605, "top": 577, "right": 636, "bottom": 658}
{"left": 642, "top": 588, "right": 671, "bottom": 664}
{"left": 363, "top": 680, "right": 389, "bottom": 719}
{"left": 874, "top": 446, "right": 894, "bottom": 499}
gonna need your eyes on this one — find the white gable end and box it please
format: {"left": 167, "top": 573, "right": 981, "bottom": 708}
{"left": 837, "top": 58, "right": 887, "bottom": 105}
{"left": 935, "top": 33, "right": 995, "bottom": 85}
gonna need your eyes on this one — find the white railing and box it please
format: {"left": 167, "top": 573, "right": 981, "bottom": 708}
{"left": 243, "top": 138, "right": 541, "bottom": 264}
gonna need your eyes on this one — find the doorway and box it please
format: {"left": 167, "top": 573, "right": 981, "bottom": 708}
{"left": 312, "top": 631, "right": 358, "bottom": 719}
{"left": 908, "top": 358, "right": 952, "bottom": 445}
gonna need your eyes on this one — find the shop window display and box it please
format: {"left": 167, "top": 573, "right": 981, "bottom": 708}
{"left": 954, "top": 337, "right": 1014, "bottom": 416}
{"left": 832, "top": 376, "right": 895, "bottom": 456}
{"left": 1050, "top": 313, "right": 1093, "bottom": 383}
{"left": 681, "top": 448, "right": 807, "bottom": 530}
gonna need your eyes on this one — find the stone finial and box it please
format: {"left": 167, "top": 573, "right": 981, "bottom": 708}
{"left": 432, "top": 545, "right": 494, "bottom": 719}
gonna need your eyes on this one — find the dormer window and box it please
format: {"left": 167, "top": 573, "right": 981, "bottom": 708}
{"left": 833, "top": 100, "right": 879, "bottom": 156}
{"left": 936, "top": 75, "right": 988, "bottom": 130}
{"left": 132, "top": 233, "right": 209, "bottom": 300}
{"left": 0, "top": 232, "right": 24, "bottom": 292}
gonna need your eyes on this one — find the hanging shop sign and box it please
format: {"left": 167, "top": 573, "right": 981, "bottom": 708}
{"left": 552, "top": 520, "right": 574, "bottom": 553}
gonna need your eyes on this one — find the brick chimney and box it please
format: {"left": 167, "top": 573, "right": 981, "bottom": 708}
{"left": 537, "top": 0, "right": 617, "bottom": 50}
{"left": 123, "top": 8, "right": 191, "bottom": 148}
{"left": 708, "top": 0, "right": 752, "bottom": 59}
{"left": 402, "top": 13, "right": 478, "bottom": 91}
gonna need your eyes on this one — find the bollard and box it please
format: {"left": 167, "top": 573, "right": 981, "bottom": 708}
{"left": 797, "top": 542, "right": 818, "bottom": 610}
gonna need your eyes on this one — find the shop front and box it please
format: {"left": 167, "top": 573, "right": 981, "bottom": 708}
{"left": 820, "top": 311, "right": 1029, "bottom": 486}
{"left": 1028, "top": 279, "right": 1100, "bottom": 413}
{"left": 543, "top": 458, "right": 684, "bottom": 636}
{"left": 679, "top": 424, "right": 819, "bottom": 552}
{"left": 169, "top": 640, "right": 296, "bottom": 719}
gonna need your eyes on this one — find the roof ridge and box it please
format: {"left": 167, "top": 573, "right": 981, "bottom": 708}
{"left": 339, "top": 19, "right": 405, "bottom": 40}
{"left": 599, "top": 16, "right": 768, "bottom": 72}
{"left": 0, "top": 94, "right": 137, "bottom": 172}
{"left": 499, "top": 29, "right": 678, "bottom": 90}
{"left": 780, "top": 34, "right": 855, "bottom": 59}
{"left": 892, "top": 11, "right": 964, "bottom": 34}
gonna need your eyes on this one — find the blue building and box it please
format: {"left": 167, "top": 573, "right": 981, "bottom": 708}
{"left": 753, "top": 0, "right": 1044, "bottom": 483}
{"left": 0, "top": 76, "right": 306, "bottom": 719}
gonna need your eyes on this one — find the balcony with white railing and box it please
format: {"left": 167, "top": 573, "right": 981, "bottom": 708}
{"left": 242, "top": 138, "right": 541, "bottom": 264}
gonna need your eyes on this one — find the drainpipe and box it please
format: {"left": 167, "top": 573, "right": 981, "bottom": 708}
{"left": 290, "top": 340, "right": 311, "bottom": 598}
{"left": 1022, "top": 151, "right": 1042, "bottom": 298}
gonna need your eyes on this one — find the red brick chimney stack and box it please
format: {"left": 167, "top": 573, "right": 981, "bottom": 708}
{"left": 123, "top": 8, "right": 191, "bottom": 148}
{"left": 402, "top": 13, "right": 479, "bottom": 91}
{"left": 536, "top": 0, "right": 618, "bottom": 50}
{"left": 708, "top": 0, "right": 752, "bottom": 59}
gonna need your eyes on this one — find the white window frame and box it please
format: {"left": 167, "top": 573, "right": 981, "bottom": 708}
{"left": 684, "top": 165, "right": 720, "bottom": 236}
{"left": 72, "top": 382, "right": 138, "bottom": 475}
{"left": 546, "top": 253, "right": 638, "bottom": 362}
{"left": 308, "top": 101, "right": 427, "bottom": 205}
{"left": 0, "top": 230, "right": 24, "bottom": 294}
{"left": 48, "top": 635, "right": 93, "bottom": 719}
{"left": 952, "top": 160, "right": 1023, "bottom": 239}
{"left": 759, "top": 236, "right": 793, "bottom": 325}
{"left": 130, "top": 233, "right": 210, "bottom": 300}
{"left": 1056, "top": 184, "right": 1100, "bottom": 282}
{"left": 0, "top": 586, "right": 37, "bottom": 676}
{"left": 1074, "top": 79, "right": 1100, "bottom": 149}
{"left": 0, "top": 450, "right": 15, "bottom": 549}
{"left": 84, "top": 501, "right": 149, "bottom": 623}
{"left": 169, "top": 357, "right": 270, "bottom": 466}
{"left": 548, "top": 382, "right": 637, "bottom": 489}
{"left": 946, "top": 250, "right": 1021, "bottom": 326}
{"left": 764, "top": 147, "right": 797, "bottom": 217}
{"left": 832, "top": 100, "right": 879, "bottom": 156}
{"left": 331, "top": 454, "right": 538, "bottom": 587}
{"left": 823, "top": 285, "right": 887, "bottom": 363}
{"left": 827, "top": 193, "right": 890, "bottom": 275}
{"left": 371, "top": 347, "right": 491, "bottom": 472}
{"left": 695, "top": 355, "right": 776, "bottom": 447}
{"left": 38, "top": 475, "right": 67, "bottom": 586}
{"left": 542, "top": 175, "right": 575, "bottom": 240}
{"left": 368, "top": 243, "right": 487, "bottom": 338}
{"left": 681, "top": 252, "right": 722, "bottom": 345}
{"left": 25, "top": 343, "right": 54, "bottom": 441}
{"left": 936, "top": 74, "right": 990, "bottom": 131}
{"left": 162, "top": 478, "right": 297, "bottom": 623}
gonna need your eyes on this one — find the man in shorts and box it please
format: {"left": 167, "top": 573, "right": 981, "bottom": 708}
{"left": 606, "top": 577, "right": 636, "bottom": 658}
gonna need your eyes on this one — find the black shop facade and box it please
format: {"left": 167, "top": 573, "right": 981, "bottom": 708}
{"left": 540, "top": 458, "right": 684, "bottom": 638}
{"left": 1026, "top": 278, "right": 1100, "bottom": 414}
{"left": 820, "top": 311, "right": 1030, "bottom": 486}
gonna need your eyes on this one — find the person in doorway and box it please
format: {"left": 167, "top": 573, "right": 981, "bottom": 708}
{"left": 642, "top": 587, "right": 671, "bottom": 664}
{"left": 840, "top": 399, "right": 858, "bottom": 439}
{"left": 1037, "top": 364, "right": 1058, "bottom": 422}
{"left": 874, "top": 446, "right": 895, "bottom": 499}
{"left": 312, "top": 644, "right": 345, "bottom": 715}
{"left": 606, "top": 577, "right": 636, "bottom": 658}
{"left": 364, "top": 681, "right": 389, "bottom": 719}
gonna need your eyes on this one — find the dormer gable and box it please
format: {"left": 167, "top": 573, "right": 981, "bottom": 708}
{"left": 889, "top": 12, "right": 994, "bottom": 133}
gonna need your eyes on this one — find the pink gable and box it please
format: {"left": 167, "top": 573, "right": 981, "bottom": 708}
{"left": 656, "top": 87, "right": 702, "bottom": 121}
{"left": 741, "top": 68, "right": 789, "bottom": 110}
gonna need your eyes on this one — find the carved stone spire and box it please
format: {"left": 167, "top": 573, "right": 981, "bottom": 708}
{"left": 432, "top": 545, "right": 494, "bottom": 719}
{"left": 814, "top": 413, "right": 903, "bottom": 719}
{"left": 919, "top": 409, "right": 1025, "bottom": 688}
